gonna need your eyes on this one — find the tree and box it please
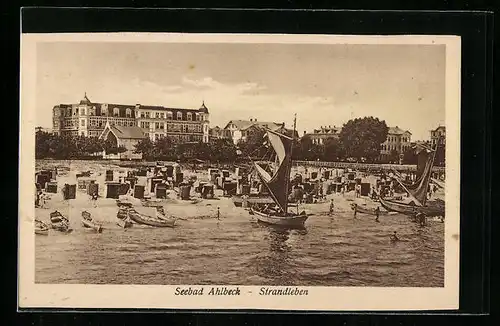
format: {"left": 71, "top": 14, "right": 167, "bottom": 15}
{"left": 402, "top": 147, "right": 418, "bottom": 165}
{"left": 134, "top": 138, "right": 155, "bottom": 159}
{"left": 106, "top": 145, "right": 127, "bottom": 155}
{"left": 209, "top": 138, "right": 237, "bottom": 163}
{"left": 388, "top": 149, "right": 400, "bottom": 164}
{"left": 295, "top": 136, "right": 320, "bottom": 161}
{"left": 322, "top": 137, "right": 343, "bottom": 162}
{"left": 435, "top": 144, "right": 445, "bottom": 167}
{"left": 154, "top": 136, "right": 176, "bottom": 160}
{"left": 35, "top": 131, "right": 52, "bottom": 159}
{"left": 237, "top": 127, "right": 267, "bottom": 159}
{"left": 339, "top": 116, "right": 389, "bottom": 162}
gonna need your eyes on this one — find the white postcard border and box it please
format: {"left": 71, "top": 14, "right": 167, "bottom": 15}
{"left": 19, "top": 33, "right": 461, "bottom": 311}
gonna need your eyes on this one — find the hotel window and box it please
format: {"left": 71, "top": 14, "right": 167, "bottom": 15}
{"left": 140, "top": 111, "right": 145, "bottom": 118}
{"left": 187, "top": 112, "right": 192, "bottom": 121}
{"left": 126, "top": 108, "right": 132, "bottom": 117}
{"left": 156, "top": 112, "right": 161, "bottom": 119}
{"left": 146, "top": 112, "right": 151, "bottom": 118}
{"left": 129, "top": 121, "right": 134, "bottom": 127}
{"left": 113, "top": 108, "right": 120, "bottom": 117}
{"left": 177, "top": 112, "right": 182, "bottom": 120}
{"left": 167, "top": 111, "right": 173, "bottom": 120}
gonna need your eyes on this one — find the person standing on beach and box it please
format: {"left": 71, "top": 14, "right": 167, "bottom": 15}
{"left": 90, "top": 192, "right": 98, "bottom": 208}
{"left": 329, "top": 199, "right": 334, "bottom": 216}
{"left": 353, "top": 203, "right": 357, "bottom": 219}
{"left": 416, "top": 212, "right": 426, "bottom": 226}
{"left": 216, "top": 207, "right": 221, "bottom": 221}
{"left": 375, "top": 206, "right": 380, "bottom": 222}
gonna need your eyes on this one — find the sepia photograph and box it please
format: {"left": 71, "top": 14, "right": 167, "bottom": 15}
{"left": 19, "top": 33, "right": 460, "bottom": 310}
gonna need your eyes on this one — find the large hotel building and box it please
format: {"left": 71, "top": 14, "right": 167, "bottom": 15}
{"left": 52, "top": 93, "right": 210, "bottom": 143}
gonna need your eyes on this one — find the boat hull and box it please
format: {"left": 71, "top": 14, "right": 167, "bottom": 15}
{"left": 82, "top": 219, "right": 103, "bottom": 233}
{"left": 128, "top": 210, "right": 176, "bottom": 228}
{"left": 379, "top": 197, "right": 444, "bottom": 217}
{"left": 35, "top": 220, "right": 49, "bottom": 235}
{"left": 251, "top": 208, "right": 308, "bottom": 228}
{"left": 50, "top": 211, "right": 72, "bottom": 232}
{"left": 116, "top": 218, "right": 133, "bottom": 228}
{"left": 35, "top": 228, "right": 49, "bottom": 235}
{"left": 50, "top": 222, "right": 73, "bottom": 233}
{"left": 352, "top": 204, "right": 387, "bottom": 216}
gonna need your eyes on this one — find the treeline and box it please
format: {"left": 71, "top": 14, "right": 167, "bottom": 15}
{"left": 35, "top": 131, "right": 126, "bottom": 159}
{"left": 36, "top": 116, "right": 445, "bottom": 166}
{"left": 133, "top": 137, "right": 238, "bottom": 162}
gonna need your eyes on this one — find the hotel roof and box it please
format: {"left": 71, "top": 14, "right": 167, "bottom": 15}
{"left": 388, "top": 126, "right": 412, "bottom": 135}
{"left": 224, "top": 120, "right": 283, "bottom": 131}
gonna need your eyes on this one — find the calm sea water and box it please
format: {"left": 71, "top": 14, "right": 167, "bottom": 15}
{"left": 35, "top": 207, "right": 444, "bottom": 287}
{"left": 34, "top": 159, "right": 444, "bottom": 287}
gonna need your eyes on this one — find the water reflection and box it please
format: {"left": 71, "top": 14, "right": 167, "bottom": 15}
{"left": 253, "top": 225, "right": 307, "bottom": 285}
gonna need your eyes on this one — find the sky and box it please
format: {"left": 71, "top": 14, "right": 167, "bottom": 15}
{"left": 36, "top": 42, "right": 445, "bottom": 141}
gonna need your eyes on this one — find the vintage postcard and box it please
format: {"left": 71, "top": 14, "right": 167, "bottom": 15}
{"left": 19, "top": 33, "right": 460, "bottom": 310}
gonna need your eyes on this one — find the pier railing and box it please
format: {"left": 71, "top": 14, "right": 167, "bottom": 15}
{"left": 292, "top": 160, "right": 445, "bottom": 173}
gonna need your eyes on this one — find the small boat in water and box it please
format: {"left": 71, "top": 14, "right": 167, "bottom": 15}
{"left": 379, "top": 197, "right": 444, "bottom": 217}
{"left": 35, "top": 219, "right": 49, "bottom": 235}
{"left": 383, "top": 140, "right": 445, "bottom": 218}
{"left": 128, "top": 208, "right": 176, "bottom": 228}
{"left": 49, "top": 210, "right": 73, "bottom": 233}
{"left": 248, "top": 115, "right": 309, "bottom": 229}
{"left": 81, "top": 211, "right": 103, "bottom": 233}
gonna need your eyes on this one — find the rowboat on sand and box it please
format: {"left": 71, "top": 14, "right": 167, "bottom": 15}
{"left": 81, "top": 211, "right": 103, "bottom": 233}
{"left": 49, "top": 210, "right": 73, "bottom": 233}
{"left": 35, "top": 219, "right": 49, "bottom": 235}
{"left": 128, "top": 208, "right": 176, "bottom": 228}
{"left": 351, "top": 203, "right": 387, "bottom": 216}
{"left": 116, "top": 207, "right": 133, "bottom": 228}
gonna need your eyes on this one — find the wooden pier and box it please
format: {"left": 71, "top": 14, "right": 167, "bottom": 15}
{"left": 292, "top": 160, "right": 445, "bottom": 174}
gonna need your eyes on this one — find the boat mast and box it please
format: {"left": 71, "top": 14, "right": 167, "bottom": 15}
{"left": 283, "top": 114, "right": 297, "bottom": 214}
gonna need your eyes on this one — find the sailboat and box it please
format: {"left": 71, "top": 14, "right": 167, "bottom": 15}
{"left": 249, "top": 115, "right": 309, "bottom": 228}
{"left": 379, "top": 140, "right": 445, "bottom": 217}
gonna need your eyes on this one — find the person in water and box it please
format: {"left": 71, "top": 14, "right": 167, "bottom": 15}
{"left": 375, "top": 206, "right": 380, "bottom": 222}
{"left": 416, "top": 212, "right": 426, "bottom": 226}
{"left": 391, "top": 231, "right": 399, "bottom": 242}
{"left": 353, "top": 203, "right": 357, "bottom": 219}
